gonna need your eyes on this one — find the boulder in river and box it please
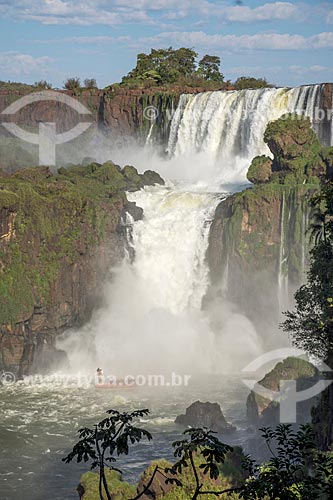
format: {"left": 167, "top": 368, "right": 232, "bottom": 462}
{"left": 175, "top": 400, "right": 235, "bottom": 433}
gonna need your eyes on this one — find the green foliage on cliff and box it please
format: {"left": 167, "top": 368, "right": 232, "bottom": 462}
{"left": 0, "top": 162, "right": 162, "bottom": 326}
{"left": 247, "top": 155, "right": 273, "bottom": 184}
{"left": 234, "top": 76, "right": 271, "bottom": 90}
{"left": 121, "top": 47, "right": 224, "bottom": 89}
{"left": 248, "top": 114, "right": 332, "bottom": 186}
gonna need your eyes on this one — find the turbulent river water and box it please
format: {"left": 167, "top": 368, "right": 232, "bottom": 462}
{"left": 0, "top": 375, "right": 250, "bottom": 500}
{"left": 0, "top": 182, "right": 255, "bottom": 500}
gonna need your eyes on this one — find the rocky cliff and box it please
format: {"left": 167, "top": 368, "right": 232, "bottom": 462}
{"left": 207, "top": 114, "right": 333, "bottom": 345}
{"left": 0, "top": 86, "right": 205, "bottom": 172}
{"left": 0, "top": 161, "right": 163, "bottom": 377}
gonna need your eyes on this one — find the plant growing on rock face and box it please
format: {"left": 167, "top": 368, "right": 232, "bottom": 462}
{"left": 63, "top": 409, "right": 153, "bottom": 500}
{"left": 165, "top": 427, "right": 242, "bottom": 499}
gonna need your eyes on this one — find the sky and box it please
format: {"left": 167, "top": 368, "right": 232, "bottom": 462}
{"left": 0, "top": 0, "right": 333, "bottom": 88}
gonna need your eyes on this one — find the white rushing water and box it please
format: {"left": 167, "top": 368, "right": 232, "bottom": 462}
{"left": 60, "top": 182, "right": 262, "bottom": 376}
{"left": 166, "top": 84, "right": 327, "bottom": 183}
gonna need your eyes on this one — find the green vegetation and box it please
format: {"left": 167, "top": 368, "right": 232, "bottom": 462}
{"left": 234, "top": 76, "right": 271, "bottom": 90}
{"left": 65, "top": 408, "right": 333, "bottom": 499}
{"left": 247, "top": 155, "right": 272, "bottom": 184}
{"left": 63, "top": 77, "right": 81, "bottom": 90}
{"left": 247, "top": 114, "right": 331, "bottom": 185}
{"left": 84, "top": 78, "right": 98, "bottom": 89}
{"left": 121, "top": 47, "right": 225, "bottom": 89}
{"left": 197, "top": 55, "right": 224, "bottom": 82}
{"left": 0, "top": 80, "right": 52, "bottom": 92}
{"left": 0, "top": 162, "right": 163, "bottom": 326}
{"left": 79, "top": 470, "right": 136, "bottom": 500}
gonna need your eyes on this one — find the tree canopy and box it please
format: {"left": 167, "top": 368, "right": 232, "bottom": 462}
{"left": 234, "top": 76, "right": 271, "bottom": 90}
{"left": 121, "top": 47, "right": 224, "bottom": 88}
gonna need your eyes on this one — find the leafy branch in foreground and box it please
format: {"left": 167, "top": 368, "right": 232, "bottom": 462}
{"left": 165, "top": 427, "right": 241, "bottom": 499}
{"left": 62, "top": 408, "right": 152, "bottom": 500}
{"left": 241, "top": 424, "right": 333, "bottom": 500}
{"left": 63, "top": 410, "right": 333, "bottom": 499}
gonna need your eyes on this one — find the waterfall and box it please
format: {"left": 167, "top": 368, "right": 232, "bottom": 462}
{"left": 166, "top": 84, "right": 330, "bottom": 183}
{"left": 278, "top": 191, "right": 289, "bottom": 312}
{"left": 61, "top": 183, "right": 263, "bottom": 374}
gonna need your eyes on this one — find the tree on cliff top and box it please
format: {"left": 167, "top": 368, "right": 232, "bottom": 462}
{"left": 121, "top": 47, "right": 224, "bottom": 87}
{"left": 63, "top": 77, "right": 81, "bottom": 90}
{"left": 198, "top": 55, "right": 224, "bottom": 82}
{"left": 234, "top": 76, "right": 271, "bottom": 90}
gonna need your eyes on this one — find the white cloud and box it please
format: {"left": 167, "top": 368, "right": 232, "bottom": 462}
{"left": 222, "top": 2, "right": 298, "bottom": 23}
{"left": 33, "top": 30, "right": 333, "bottom": 52}
{"left": 0, "top": 52, "right": 53, "bottom": 76}
{"left": 0, "top": 0, "right": 315, "bottom": 26}
{"left": 140, "top": 31, "right": 333, "bottom": 51}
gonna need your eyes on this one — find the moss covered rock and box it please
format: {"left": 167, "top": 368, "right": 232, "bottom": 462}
{"left": 0, "top": 161, "right": 163, "bottom": 376}
{"left": 247, "top": 155, "right": 273, "bottom": 184}
{"left": 78, "top": 451, "right": 244, "bottom": 500}
{"left": 78, "top": 470, "right": 136, "bottom": 500}
{"left": 246, "top": 357, "right": 318, "bottom": 425}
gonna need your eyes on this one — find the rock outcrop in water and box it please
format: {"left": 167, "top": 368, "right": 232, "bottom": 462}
{"left": 175, "top": 401, "right": 235, "bottom": 433}
{"left": 208, "top": 114, "right": 333, "bottom": 345}
{"left": 0, "top": 161, "right": 163, "bottom": 377}
{"left": 247, "top": 114, "right": 333, "bottom": 184}
{"left": 246, "top": 357, "right": 319, "bottom": 426}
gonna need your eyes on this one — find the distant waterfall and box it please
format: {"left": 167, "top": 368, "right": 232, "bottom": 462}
{"left": 166, "top": 84, "right": 332, "bottom": 183}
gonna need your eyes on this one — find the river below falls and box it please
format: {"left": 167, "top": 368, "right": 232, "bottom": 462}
{"left": 0, "top": 374, "right": 251, "bottom": 500}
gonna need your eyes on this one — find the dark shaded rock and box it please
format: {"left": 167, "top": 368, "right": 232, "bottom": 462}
{"left": 175, "top": 400, "right": 235, "bottom": 433}
{"left": 136, "top": 461, "right": 174, "bottom": 500}
{"left": 207, "top": 183, "right": 316, "bottom": 347}
{"left": 122, "top": 165, "right": 144, "bottom": 191}
{"left": 141, "top": 170, "right": 165, "bottom": 186}
{"left": 125, "top": 200, "right": 144, "bottom": 221}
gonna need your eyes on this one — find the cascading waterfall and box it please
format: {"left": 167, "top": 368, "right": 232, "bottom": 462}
{"left": 62, "top": 83, "right": 333, "bottom": 373}
{"left": 278, "top": 192, "right": 289, "bottom": 312}
{"left": 61, "top": 183, "right": 262, "bottom": 374}
{"left": 166, "top": 84, "right": 331, "bottom": 183}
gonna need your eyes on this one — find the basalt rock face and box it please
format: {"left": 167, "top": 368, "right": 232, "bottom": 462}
{"left": 0, "top": 162, "right": 162, "bottom": 377}
{"left": 207, "top": 183, "right": 316, "bottom": 345}
{"left": 207, "top": 115, "right": 333, "bottom": 346}
{"left": 0, "top": 87, "right": 193, "bottom": 172}
{"left": 175, "top": 401, "right": 235, "bottom": 433}
{"left": 247, "top": 114, "right": 332, "bottom": 185}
